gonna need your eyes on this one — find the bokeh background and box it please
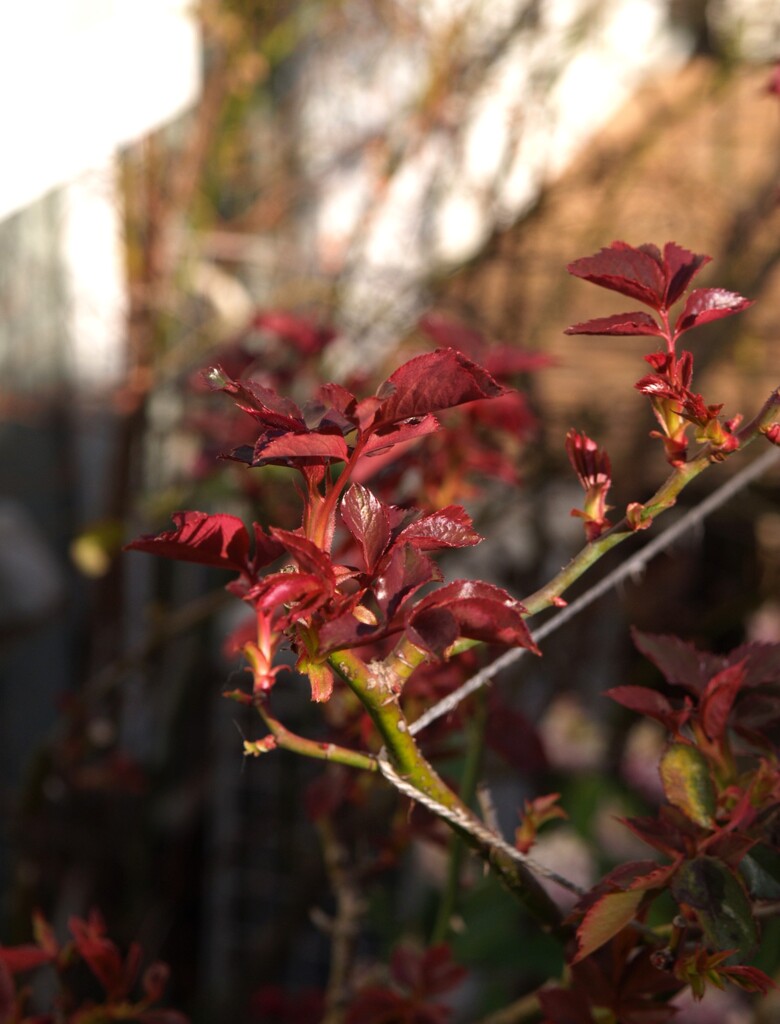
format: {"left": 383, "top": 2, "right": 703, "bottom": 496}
{"left": 1, "top": 2, "right": 779, "bottom": 1020}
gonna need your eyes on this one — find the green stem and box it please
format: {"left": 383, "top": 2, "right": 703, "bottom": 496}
{"left": 431, "top": 690, "right": 487, "bottom": 943}
{"left": 256, "top": 703, "right": 377, "bottom": 772}
{"left": 522, "top": 390, "right": 779, "bottom": 617}
{"left": 328, "top": 649, "right": 564, "bottom": 931}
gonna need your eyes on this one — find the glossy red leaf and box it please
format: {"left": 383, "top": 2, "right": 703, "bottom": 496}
{"left": 125, "top": 512, "right": 251, "bottom": 574}
{"left": 251, "top": 523, "right": 286, "bottom": 571}
{"left": 341, "top": 483, "right": 391, "bottom": 570}
{"left": 316, "top": 608, "right": 383, "bottom": 653}
{"left": 204, "top": 366, "right": 305, "bottom": 431}
{"left": 673, "top": 288, "right": 753, "bottom": 336}
{"left": 564, "top": 312, "right": 663, "bottom": 337}
{"left": 252, "top": 430, "right": 349, "bottom": 465}
{"left": 372, "top": 349, "right": 507, "bottom": 428}
{"left": 567, "top": 241, "right": 709, "bottom": 310}
{"left": 407, "top": 580, "right": 538, "bottom": 659}
{"left": 396, "top": 506, "right": 482, "bottom": 551}
{"left": 374, "top": 545, "right": 441, "bottom": 621}
{"left": 248, "top": 572, "right": 329, "bottom": 620}
{"left": 362, "top": 414, "right": 441, "bottom": 457}
{"left": 269, "top": 529, "right": 335, "bottom": 583}
{"left": 662, "top": 241, "right": 712, "bottom": 305}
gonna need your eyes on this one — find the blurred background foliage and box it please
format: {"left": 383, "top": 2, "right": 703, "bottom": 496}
{"left": 0, "top": 1, "right": 779, "bottom": 1020}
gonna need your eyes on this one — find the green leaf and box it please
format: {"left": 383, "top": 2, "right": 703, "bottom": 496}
{"left": 573, "top": 889, "right": 644, "bottom": 963}
{"left": 672, "top": 856, "right": 758, "bottom": 953}
{"left": 740, "top": 850, "right": 780, "bottom": 901}
{"left": 659, "top": 743, "right": 716, "bottom": 828}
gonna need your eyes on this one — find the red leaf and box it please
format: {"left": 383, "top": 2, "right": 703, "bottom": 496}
{"left": 631, "top": 629, "right": 722, "bottom": 694}
{"left": 537, "top": 987, "right": 593, "bottom": 1024}
{"left": 407, "top": 580, "right": 538, "bottom": 659}
{"left": 673, "top": 288, "right": 753, "bottom": 335}
{"left": 0, "top": 944, "right": 55, "bottom": 973}
{"left": 125, "top": 511, "right": 251, "bottom": 574}
{"left": 661, "top": 241, "right": 711, "bottom": 305}
{"left": 142, "top": 961, "right": 170, "bottom": 1003}
{"left": 605, "top": 685, "right": 690, "bottom": 733}
{"left": 567, "top": 241, "right": 709, "bottom": 310}
{"left": 204, "top": 367, "right": 305, "bottom": 431}
{"left": 253, "top": 309, "right": 335, "bottom": 355}
{"left": 418, "top": 313, "right": 552, "bottom": 373}
{"left": 269, "top": 529, "right": 335, "bottom": 584}
{"left": 374, "top": 545, "right": 441, "bottom": 621}
{"left": 486, "top": 694, "right": 548, "bottom": 774}
{"left": 345, "top": 987, "right": 417, "bottom": 1024}
{"left": 251, "top": 523, "right": 286, "bottom": 571}
{"left": 605, "top": 686, "right": 673, "bottom": 719}
{"left": 341, "top": 484, "right": 391, "bottom": 570}
{"left": 722, "top": 964, "right": 777, "bottom": 995}
{"left": 700, "top": 661, "right": 746, "bottom": 743}
{"left": 252, "top": 430, "right": 349, "bottom": 465}
{"left": 372, "top": 349, "right": 507, "bottom": 427}
{"left": 573, "top": 889, "right": 645, "bottom": 963}
{"left": 68, "top": 914, "right": 128, "bottom": 998}
{"left": 726, "top": 640, "right": 780, "bottom": 688}
{"left": 391, "top": 944, "right": 466, "bottom": 998}
{"left": 620, "top": 809, "right": 693, "bottom": 858}
{"left": 564, "top": 312, "right": 663, "bottom": 337}
{"left": 361, "top": 414, "right": 441, "bottom": 457}
{"left": 396, "top": 506, "right": 482, "bottom": 551}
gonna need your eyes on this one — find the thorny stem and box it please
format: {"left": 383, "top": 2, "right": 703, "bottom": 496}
{"left": 307, "top": 395, "right": 778, "bottom": 936}
{"left": 327, "top": 649, "right": 565, "bottom": 930}
{"left": 410, "top": 404, "right": 780, "bottom": 738}
{"left": 522, "top": 387, "right": 779, "bottom": 615}
{"left": 255, "top": 703, "right": 377, "bottom": 772}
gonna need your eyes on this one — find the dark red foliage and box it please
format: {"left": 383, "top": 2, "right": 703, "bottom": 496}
{"left": 539, "top": 927, "right": 681, "bottom": 1024}
{"left": 566, "top": 241, "right": 710, "bottom": 312}
{"left": 0, "top": 912, "right": 186, "bottom": 1023}
{"left": 250, "top": 984, "right": 325, "bottom": 1023}
{"left": 346, "top": 945, "right": 466, "bottom": 1024}
{"left": 406, "top": 580, "right": 538, "bottom": 660}
{"left": 565, "top": 241, "right": 752, "bottom": 465}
